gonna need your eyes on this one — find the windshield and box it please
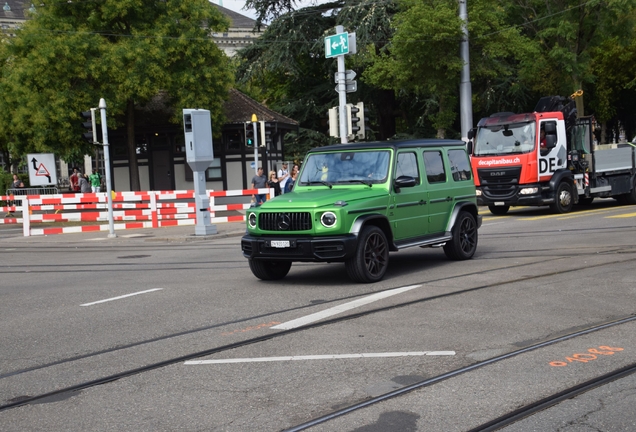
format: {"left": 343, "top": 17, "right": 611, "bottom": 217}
{"left": 474, "top": 122, "right": 536, "bottom": 156}
{"left": 299, "top": 150, "right": 391, "bottom": 185}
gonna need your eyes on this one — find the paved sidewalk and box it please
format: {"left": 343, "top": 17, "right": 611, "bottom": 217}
{"left": 4, "top": 221, "right": 247, "bottom": 244}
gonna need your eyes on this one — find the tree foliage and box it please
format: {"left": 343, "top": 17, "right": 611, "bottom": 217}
{"left": 239, "top": 0, "right": 636, "bottom": 147}
{"left": 0, "top": 0, "right": 233, "bottom": 189}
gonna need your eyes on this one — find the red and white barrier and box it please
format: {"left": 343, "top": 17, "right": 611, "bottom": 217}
{"left": 1, "top": 187, "right": 272, "bottom": 236}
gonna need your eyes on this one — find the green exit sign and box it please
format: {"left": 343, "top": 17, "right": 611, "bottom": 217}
{"left": 325, "top": 32, "right": 349, "bottom": 58}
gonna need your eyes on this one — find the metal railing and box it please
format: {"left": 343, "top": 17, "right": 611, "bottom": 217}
{"left": 7, "top": 187, "right": 59, "bottom": 196}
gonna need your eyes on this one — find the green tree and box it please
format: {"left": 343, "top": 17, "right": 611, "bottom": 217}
{"left": 0, "top": 0, "right": 233, "bottom": 190}
{"left": 511, "top": 0, "right": 634, "bottom": 116}
{"left": 237, "top": 0, "right": 401, "bottom": 157}
{"left": 365, "top": 0, "right": 537, "bottom": 138}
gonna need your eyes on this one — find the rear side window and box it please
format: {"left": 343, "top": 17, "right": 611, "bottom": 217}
{"left": 396, "top": 152, "right": 420, "bottom": 184}
{"left": 447, "top": 149, "right": 472, "bottom": 181}
{"left": 423, "top": 151, "right": 446, "bottom": 183}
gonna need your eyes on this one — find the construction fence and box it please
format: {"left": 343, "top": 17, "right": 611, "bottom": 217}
{"left": 0, "top": 187, "right": 273, "bottom": 236}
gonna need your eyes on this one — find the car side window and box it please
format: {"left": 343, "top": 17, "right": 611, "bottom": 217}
{"left": 423, "top": 150, "right": 446, "bottom": 183}
{"left": 447, "top": 149, "right": 472, "bottom": 181}
{"left": 395, "top": 152, "right": 420, "bottom": 184}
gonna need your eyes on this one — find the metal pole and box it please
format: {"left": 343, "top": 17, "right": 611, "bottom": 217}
{"left": 99, "top": 98, "right": 116, "bottom": 238}
{"left": 459, "top": 0, "right": 473, "bottom": 143}
{"left": 336, "top": 25, "right": 348, "bottom": 144}
{"left": 252, "top": 114, "right": 259, "bottom": 174}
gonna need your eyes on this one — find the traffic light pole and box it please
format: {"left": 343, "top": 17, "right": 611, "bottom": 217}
{"left": 98, "top": 98, "right": 116, "bottom": 238}
{"left": 335, "top": 26, "right": 348, "bottom": 144}
{"left": 252, "top": 114, "right": 259, "bottom": 174}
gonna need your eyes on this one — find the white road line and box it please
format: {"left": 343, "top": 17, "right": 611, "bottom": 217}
{"left": 271, "top": 284, "right": 422, "bottom": 330}
{"left": 184, "top": 351, "right": 455, "bottom": 365}
{"left": 80, "top": 288, "right": 163, "bottom": 306}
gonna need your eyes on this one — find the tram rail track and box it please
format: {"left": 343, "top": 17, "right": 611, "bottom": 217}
{"left": 282, "top": 314, "right": 636, "bottom": 431}
{"left": 2, "top": 253, "right": 636, "bottom": 414}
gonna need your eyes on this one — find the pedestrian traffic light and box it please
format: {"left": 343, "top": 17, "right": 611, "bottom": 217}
{"left": 81, "top": 109, "right": 97, "bottom": 143}
{"left": 245, "top": 122, "right": 254, "bottom": 146}
{"left": 328, "top": 107, "right": 339, "bottom": 138}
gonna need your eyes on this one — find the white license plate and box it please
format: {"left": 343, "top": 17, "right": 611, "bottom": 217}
{"left": 494, "top": 202, "right": 505, "bottom": 206}
{"left": 270, "top": 240, "right": 290, "bottom": 248}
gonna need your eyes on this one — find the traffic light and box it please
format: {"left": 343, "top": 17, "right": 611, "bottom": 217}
{"left": 346, "top": 103, "right": 361, "bottom": 139}
{"left": 81, "top": 109, "right": 97, "bottom": 143}
{"left": 345, "top": 102, "right": 368, "bottom": 140}
{"left": 355, "top": 101, "right": 368, "bottom": 140}
{"left": 245, "top": 122, "right": 254, "bottom": 146}
{"left": 245, "top": 121, "right": 263, "bottom": 147}
{"left": 328, "top": 106, "right": 339, "bottom": 138}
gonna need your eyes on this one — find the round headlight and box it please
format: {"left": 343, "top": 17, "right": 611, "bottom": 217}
{"left": 320, "top": 211, "right": 337, "bottom": 228}
{"left": 248, "top": 212, "right": 257, "bottom": 228}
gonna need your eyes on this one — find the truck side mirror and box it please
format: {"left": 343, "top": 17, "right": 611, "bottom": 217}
{"left": 544, "top": 122, "right": 557, "bottom": 134}
{"left": 467, "top": 129, "right": 475, "bottom": 140}
{"left": 466, "top": 141, "right": 473, "bottom": 155}
{"left": 546, "top": 134, "right": 557, "bottom": 149}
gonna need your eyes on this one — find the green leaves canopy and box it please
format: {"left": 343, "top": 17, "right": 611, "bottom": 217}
{"left": 0, "top": 0, "right": 233, "bottom": 187}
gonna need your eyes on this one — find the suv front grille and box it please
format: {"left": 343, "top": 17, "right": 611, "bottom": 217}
{"left": 259, "top": 212, "right": 312, "bottom": 231}
{"left": 478, "top": 166, "right": 521, "bottom": 199}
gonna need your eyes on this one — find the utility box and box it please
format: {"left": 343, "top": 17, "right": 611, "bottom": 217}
{"left": 183, "top": 109, "right": 214, "bottom": 172}
{"left": 182, "top": 108, "right": 217, "bottom": 236}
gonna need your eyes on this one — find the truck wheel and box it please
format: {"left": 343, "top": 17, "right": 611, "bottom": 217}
{"left": 488, "top": 205, "right": 509, "bottom": 215}
{"left": 549, "top": 182, "right": 573, "bottom": 213}
{"left": 345, "top": 226, "right": 389, "bottom": 283}
{"left": 248, "top": 259, "right": 292, "bottom": 280}
{"left": 623, "top": 179, "right": 636, "bottom": 205}
{"left": 444, "top": 211, "right": 478, "bottom": 260}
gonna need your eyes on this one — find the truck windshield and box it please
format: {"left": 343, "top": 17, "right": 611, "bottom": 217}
{"left": 474, "top": 122, "right": 536, "bottom": 156}
{"left": 299, "top": 150, "right": 391, "bottom": 185}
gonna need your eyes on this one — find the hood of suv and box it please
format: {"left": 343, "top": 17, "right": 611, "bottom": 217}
{"left": 258, "top": 188, "right": 388, "bottom": 210}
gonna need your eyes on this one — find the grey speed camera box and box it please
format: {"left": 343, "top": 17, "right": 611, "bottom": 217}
{"left": 183, "top": 109, "right": 213, "bottom": 171}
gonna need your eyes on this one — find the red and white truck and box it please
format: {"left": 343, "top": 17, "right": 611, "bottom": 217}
{"left": 469, "top": 95, "right": 636, "bottom": 214}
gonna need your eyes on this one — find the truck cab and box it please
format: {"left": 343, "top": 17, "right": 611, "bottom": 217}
{"left": 471, "top": 110, "right": 571, "bottom": 214}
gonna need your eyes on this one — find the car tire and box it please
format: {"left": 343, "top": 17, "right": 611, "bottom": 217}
{"left": 488, "top": 205, "right": 509, "bottom": 215}
{"left": 549, "top": 181, "right": 573, "bottom": 213}
{"left": 248, "top": 259, "right": 292, "bottom": 281}
{"left": 345, "top": 225, "right": 389, "bottom": 283}
{"left": 444, "top": 211, "right": 478, "bottom": 260}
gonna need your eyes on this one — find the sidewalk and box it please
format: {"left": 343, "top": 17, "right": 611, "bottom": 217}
{"left": 4, "top": 221, "right": 247, "bottom": 244}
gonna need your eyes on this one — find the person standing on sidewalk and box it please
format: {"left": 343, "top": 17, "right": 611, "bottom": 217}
{"left": 79, "top": 173, "right": 92, "bottom": 193}
{"left": 277, "top": 163, "right": 290, "bottom": 194}
{"left": 251, "top": 167, "right": 268, "bottom": 205}
{"left": 89, "top": 170, "right": 102, "bottom": 193}
{"left": 70, "top": 168, "right": 80, "bottom": 192}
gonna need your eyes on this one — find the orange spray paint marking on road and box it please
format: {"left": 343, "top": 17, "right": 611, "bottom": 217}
{"left": 550, "top": 346, "right": 624, "bottom": 367}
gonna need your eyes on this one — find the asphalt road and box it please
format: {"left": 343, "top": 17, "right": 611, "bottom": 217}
{"left": 1, "top": 200, "right": 636, "bottom": 431}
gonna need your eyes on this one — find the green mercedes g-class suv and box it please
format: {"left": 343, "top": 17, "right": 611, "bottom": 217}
{"left": 241, "top": 139, "right": 481, "bottom": 283}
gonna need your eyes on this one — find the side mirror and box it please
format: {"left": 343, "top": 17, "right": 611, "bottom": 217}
{"left": 544, "top": 122, "right": 557, "bottom": 134}
{"left": 546, "top": 135, "right": 557, "bottom": 149}
{"left": 466, "top": 141, "right": 473, "bottom": 155}
{"left": 467, "top": 129, "right": 475, "bottom": 140}
{"left": 394, "top": 175, "right": 417, "bottom": 192}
